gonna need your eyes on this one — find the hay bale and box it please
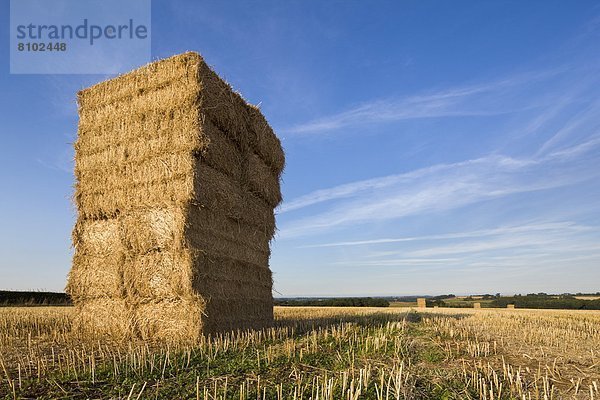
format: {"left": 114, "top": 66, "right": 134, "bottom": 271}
{"left": 66, "top": 52, "right": 284, "bottom": 342}
{"left": 417, "top": 298, "right": 427, "bottom": 308}
{"left": 473, "top": 302, "right": 481, "bottom": 309}
{"left": 134, "top": 299, "right": 204, "bottom": 343}
{"left": 72, "top": 298, "right": 132, "bottom": 338}
{"left": 507, "top": 304, "right": 515, "bottom": 309}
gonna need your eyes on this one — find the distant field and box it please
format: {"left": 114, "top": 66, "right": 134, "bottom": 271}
{"left": 442, "top": 298, "right": 495, "bottom": 307}
{"left": 1, "top": 306, "right": 598, "bottom": 399}
{"left": 388, "top": 301, "right": 415, "bottom": 307}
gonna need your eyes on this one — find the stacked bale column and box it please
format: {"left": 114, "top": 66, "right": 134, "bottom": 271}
{"left": 66, "top": 52, "right": 284, "bottom": 341}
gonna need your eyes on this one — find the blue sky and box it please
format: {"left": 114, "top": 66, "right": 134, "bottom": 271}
{"left": 1, "top": 1, "right": 599, "bottom": 296}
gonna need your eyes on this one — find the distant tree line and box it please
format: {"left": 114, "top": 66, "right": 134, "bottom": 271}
{"left": 0, "top": 291, "right": 72, "bottom": 306}
{"left": 490, "top": 293, "right": 600, "bottom": 310}
{"left": 275, "top": 297, "right": 390, "bottom": 307}
{"left": 428, "top": 293, "right": 600, "bottom": 310}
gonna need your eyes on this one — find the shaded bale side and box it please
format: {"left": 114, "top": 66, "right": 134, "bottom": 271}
{"left": 193, "top": 252, "right": 273, "bottom": 300}
{"left": 246, "top": 105, "right": 285, "bottom": 178}
{"left": 185, "top": 206, "right": 272, "bottom": 254}
{"left": 196, "top": 55, "right": 283, "bottom": 175}
{"left": 247, "top": 152, "right": 282, "bottom": 208}
{"left": 196, "top": 58, "right": 252, "bottom": 152}
{"left": 193, "top": 165, "right": 276, "bottom": 234}
{"left": 201, "top": 298, "right": 274, "bottom": 334}
{"left": 122, "top": 249, "right": 195, "bottom": 301}
{"left": 198, "top": 119, "right": 245, "bottom": 183}
{"left": 193, "top": 251, "right": 273, "bottom": 281}
{"left": 187, "top": 230, "right": 270, "bottom": 267}
{"left": 193, "top": 252, "right": 273, "bottom": 335}
{"left": 194, "top": 277, "right": 271, "bottom": 303}
{"left": 72, "top": 298, "right": 133, "bottom": 339}
{"left": 133, "top": 298, "right": 204, "bottom": 343}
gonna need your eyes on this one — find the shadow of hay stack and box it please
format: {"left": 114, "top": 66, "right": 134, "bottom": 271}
{"left": 66, "top": 52, "right": 284, "bottom": 343}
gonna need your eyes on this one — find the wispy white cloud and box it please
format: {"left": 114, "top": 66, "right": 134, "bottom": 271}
{"left": 279, "top": 162, "right": 467, "bottom": 214}
{"left": 536, "top": 99, "right": 600, "bottom": 156}
{"left": 301, "top": 221, "right": 590, "bottom": 248}
{"left": 284, "top": 70, "right": 560, "bottom": 135}
{"left": 325, "top": 223, "right": 600, "bottom": 269}
{"left": 278, "top": 138, "right": 600, "bottom": 239}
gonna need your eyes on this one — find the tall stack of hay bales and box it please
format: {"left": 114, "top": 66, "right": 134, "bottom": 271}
{"left": 66, "top": 52, "right": 284, "bottom": 342}
{"left": 417, "top": 298, "right": 426, "bottom": 308}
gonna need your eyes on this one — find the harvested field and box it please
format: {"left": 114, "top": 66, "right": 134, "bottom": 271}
{"left": 0, "top": 306, "right": 599, "bottom": 399}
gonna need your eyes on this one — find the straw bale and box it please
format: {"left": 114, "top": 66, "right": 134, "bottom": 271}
{"left": 70, "top": 52, "right": 283, "bottom": 340}
{"left": 193, "top": 252, "right": 273, "bottom": 299}
{"left": 76, "top": 175, "right": 194, "bottom": 219}
{"left": 77, "top": 151, "right": 194, "bottom": 192}
{"left": 76, "top": 162, "right": 277, "bottom": 232}
{"left": 417, "top": 298, "right": 427, "bottom": 308}
{"left": 193, "top": 251, "right": 273, "bottom": 282}
{"left": 247, "top": 152, "right": 282, "bottom": 207}
{"left": 67, "top": 251, "right": 124, "bottom": 301}
{"left": 76, "top": 51, "right": 283, "bottom": 175}
{"left": 247, "top": 105, "right": 285, "bottom": 177}
{"left": 134, "top": 299, "right": 203, "bottom": 343}
{"left": 78, "top": 52, "right": 199, "bottom": 110}
{"left": 195, "top": 54, "right": 284, "bottom": 174}
{"left": 122, "top": 249, "right": 195, "bottom": 301}
{"left": 120, "top": 207, "right": 183, "bottom": 252}
{"left": 195, "top": 58, "right": 251, "bottom": 149}
{"left": 72, "top": 217, "right": 121, "bottom": 255}
{"left": 72, "top": 298, "right": 132, "bottom": 338}
{"left": 194, "top": 165, "right": 276, "bottom": 234}
{"left": 201, "top": 298, "right": 273, "bottom": 334}
{"left": 120, "top": 206, "right": 271, "bottom": 257}
{"left": 78, "top": 79, "right": 200, "bottom": 142}
{"left": 199, "top": 120, "right": 245, "bottom": 182}
{"left": 75, "top": 108, "right": 203, "bottom": 168}
{"left": 189, "top": 233, "right": 270, "bottom": 267}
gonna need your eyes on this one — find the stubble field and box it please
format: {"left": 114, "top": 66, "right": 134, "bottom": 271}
{"left": 1, "top": 306, "right": 599, "bottom": 399}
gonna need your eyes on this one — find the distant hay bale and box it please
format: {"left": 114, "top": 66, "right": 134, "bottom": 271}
{"left": 473, "top": 302, "right": 481, "bottom": 309}
{"left": 507, "top": 304, "right": 515, "bottom": 309}
{"left": 417, "top": 298, "right": 426, "bottom": 308}
{"left": 66, "top": 52, "right": 284, "bottom": 342}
